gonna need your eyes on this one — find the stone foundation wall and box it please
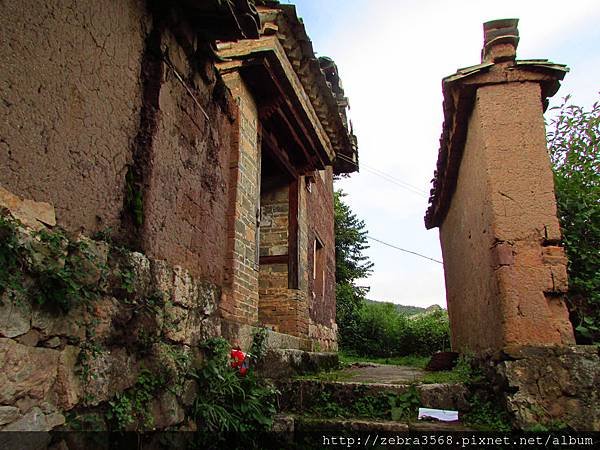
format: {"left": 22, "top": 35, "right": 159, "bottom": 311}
{"left": 0, "top": 207, "right": 220, "bottom": 431}
{"left": 308, "top": 319, "right": 338, "bottom": 352}
{"left": 478, "top": 345, "right": 600, "bottom": 431}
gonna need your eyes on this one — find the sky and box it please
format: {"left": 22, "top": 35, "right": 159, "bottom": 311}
{"left": 288, "top": 0, "right": 600, "bottom": 308}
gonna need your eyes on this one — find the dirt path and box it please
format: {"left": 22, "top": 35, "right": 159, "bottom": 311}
{"left": 338, "top": 363, "right": 426, "bottom": 384}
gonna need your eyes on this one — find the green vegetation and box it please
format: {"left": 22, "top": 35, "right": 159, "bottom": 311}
{"left": 191, "top": 337, "right": 278, "bottom": 446}
{"left": 339, "top": 351, "right": 429, "bottom": 368}
{"left": 334, "top": 191, "right": 450, "bottom": 357}
{"left": 346, "top": 301, "right": 450, "bottom": 357}
{"left": 107, "top": 368, "right": 166, "bottom": 430}
{"left": 334, "top": 189, "right": 373, "bottom": 349}
{"left": 364, "top": 299, "right": 426, "bottom": 316}
{"left": 307, "top": 386, "right": 421, "bottom": 422}
{"left": 548, "top": 97, "right": 600, "bottom": 344}
{"left": 421, "top": 356, "right": 475, "bottom": 384}
{"left": 462, "top": 393, "right": 512, "bottom": 431}
{"left": 0, "top": 213, "right": 106, "bottom": 312}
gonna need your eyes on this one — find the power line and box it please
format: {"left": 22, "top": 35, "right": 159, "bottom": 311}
{"left": 336, "top": 153, "right": 428, "bottom": 197}
{"left": 367, "top": 235, "right": 443, "bottom": 264}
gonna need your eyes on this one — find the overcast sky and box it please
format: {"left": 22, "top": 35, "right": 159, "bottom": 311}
{"left": 290, "top": 0, "right": 600, "bottom": 308}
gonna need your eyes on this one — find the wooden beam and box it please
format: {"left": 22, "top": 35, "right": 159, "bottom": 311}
{"left": 262, "top": 129, "right": 298, "bottom": 179}
{"left": 261, "top": 58, "right": 326, "bottom": 167}
{"left": 273, "top": 105, "right": 318, "bottom": 169}
{"left": 288, "top": 178, "right": 299, "bottom": 289}
{"left": 260, "top": 254, "right": 289, "bottom": 265}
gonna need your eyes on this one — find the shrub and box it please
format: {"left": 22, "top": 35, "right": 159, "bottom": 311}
{"left": 191, "top": 338, "right": 278, "bottom": 447}
{"left": 547, "top": 97, "right": 600, "bottom": 343}
{"left": 346, "top": 302, "right": 450, "bottom": 357}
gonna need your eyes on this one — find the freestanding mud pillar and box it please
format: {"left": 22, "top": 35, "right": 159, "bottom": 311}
{"left": 425, "top": 19, "right": 575, "bottom": 352}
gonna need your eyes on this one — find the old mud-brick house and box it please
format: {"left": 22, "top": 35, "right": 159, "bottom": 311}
{"left": 0, "top": 0, "right": 357, "bottom": 353}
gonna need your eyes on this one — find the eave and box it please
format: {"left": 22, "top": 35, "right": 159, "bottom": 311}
{"left": 217, "top": 37, "right": 336, "bottom": 172}
{"left": 424, "top": 60, "right": 568, "bottom": 230}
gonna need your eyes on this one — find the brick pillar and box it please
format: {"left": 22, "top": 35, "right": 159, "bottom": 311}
{"left": 425, "top": 19, "right": 575, "bottom": 352}
{"left": 220, "top": 72, "right": 260, "bottom": 325}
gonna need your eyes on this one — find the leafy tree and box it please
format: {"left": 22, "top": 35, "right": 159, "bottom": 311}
{"left": 334, "top": 190, "right": 373, "bottom": 348}
{"left": 547, "top": 96, "right": 600, "bottom": 343}
{"left": 334, "top": 190, "right": 374, "bottom": 284}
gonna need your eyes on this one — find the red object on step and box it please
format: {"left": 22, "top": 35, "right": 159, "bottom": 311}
{"left": 230, "top": 347, "right": 249, "bottom": 376}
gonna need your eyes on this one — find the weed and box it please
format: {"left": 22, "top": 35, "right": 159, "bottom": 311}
{"left": 249, "top": 327, "right": 269, "bottom": 362}
{"left": 421, "top": 355, "right": 478, "bottom": 384}
{"left": 92, "top": 227, "right": 113, "bottom": 243}
{"left": 191, "top": 338, "right": 279, "bottom": 446}
{"left": 0, "top": 213, "right": 105, "bottom": 312}
{"left": 308, "top": 386, "right": 421, "bottom": 422}
{"left": 106, "top": 368, "right": 165, "bottom": 430}
{"left": 462, "top": 393, "right": 512, "bottom": 431}
{"left": 119, "top": 268, "right": 136, "bottom": 295}
{"left": 77, "top": 340, "right": 103, "bottom": 383}
{"left": 125, "top": 167, "right": 144, "bottom": 227}
{"left": 0, "top": 214, "right": 26, "bottom": 300}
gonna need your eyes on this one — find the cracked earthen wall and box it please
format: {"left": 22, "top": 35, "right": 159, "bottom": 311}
{"left": 440, "top": 82, "right": 574, "bottom": 352}
{"left": 1, "top": 0, "right": 238, "bottom": 287}
{"left": 0, "top": 0, "right": 147, "bottom": 234}
{"left": 139, "top": 22, "right": 236, "bottom": 286}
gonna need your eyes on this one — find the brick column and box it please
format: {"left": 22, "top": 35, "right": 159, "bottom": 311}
{"left": 220, "top": 72, "right": 260, "bottom": 325}
{"left": 426, "top": 19, "right": 575, "bottom": 352}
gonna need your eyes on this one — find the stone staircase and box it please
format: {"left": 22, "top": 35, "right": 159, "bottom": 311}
{"left": 273, "top": 377, "right": 473, "bottom": 436}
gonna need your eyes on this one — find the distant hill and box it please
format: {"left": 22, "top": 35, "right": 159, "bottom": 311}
{"left": 364, "top": 299, "right": 435, "bottom": 316}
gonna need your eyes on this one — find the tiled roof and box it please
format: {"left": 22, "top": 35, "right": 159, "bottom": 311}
{"left": 424, "top": 59, "right": 568, "bottom": 229}
{"left": 257, "top": 4, "right": 358, "bottom": 173}
{"left": 181, "top": 0, "right": 261, "bottom": 40}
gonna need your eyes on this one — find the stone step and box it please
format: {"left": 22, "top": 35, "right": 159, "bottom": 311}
{"left": 256, "top": 349, "right": 339, "bottom": 379}
{"left": 274, "top": 414, "right": 473, "bottom": 435}
{"left": 277, "top": 379, "right": 470, "bottom": 413}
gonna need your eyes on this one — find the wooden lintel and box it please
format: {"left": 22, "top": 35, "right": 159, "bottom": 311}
{"left": 259, "top": 254, "right": 289, "bottom": 265}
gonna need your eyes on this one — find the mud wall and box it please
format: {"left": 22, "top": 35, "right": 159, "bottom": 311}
{"left": 139, "top": 21, "right": 235, "bottom": 285}
{"left": 0, "top": 0, "right": 238, "bottom": 287}
{"left": 440, "top": 82, "right": 574, "bottom": 352}
{"left": 439, "top": 95, "right": 504, "bottom": 352}
{"left": 0, "top": 0, "right": 147, "bottom": 234}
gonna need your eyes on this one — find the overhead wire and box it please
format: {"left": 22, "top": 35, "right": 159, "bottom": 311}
{"left": 336, "top": 153, "right": 429, "bottom": 197}
{"left": 334, "top": 155, "right": 439, "bottom": 263}
{"left": 367, "top": 235, "right": 443, "bottom": 264}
